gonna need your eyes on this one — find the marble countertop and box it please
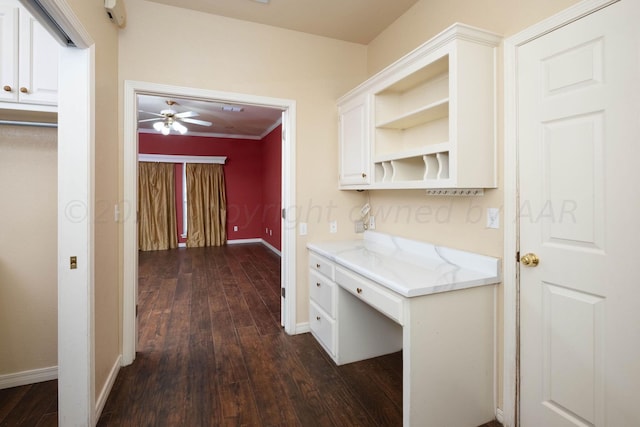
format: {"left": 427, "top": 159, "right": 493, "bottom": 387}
{"left": 307, "top": 231, "right": 501, "bottom": 298}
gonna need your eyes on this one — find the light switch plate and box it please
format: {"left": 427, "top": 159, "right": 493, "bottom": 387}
{"left": 329, "top": 220, "right": 337, "bottom": 233}
{"left": 299, "top": 222, "right": 307, "bottom": 236}
{"left": 487, "top": 208, "right": 500, "bottom": 229}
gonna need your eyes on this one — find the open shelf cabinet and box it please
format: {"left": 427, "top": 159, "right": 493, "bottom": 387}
{"left": 337, "top": 23, "right": 501, "bottom": 191}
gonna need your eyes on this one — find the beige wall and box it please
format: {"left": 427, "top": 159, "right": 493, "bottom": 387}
{"left": 0, "top": 125, "right": 57, "bottom": 375}
{"left": 64, "top": 0, "right": 121, "bottom": 398}
{"left": 365, "top": 0, "right": 581, "bottom": 409}
{"left": 118, "top": 0, "right": 369, "bottom": 326}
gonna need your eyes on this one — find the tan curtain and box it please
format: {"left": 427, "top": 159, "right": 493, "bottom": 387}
{"left": 138, "top": 162, "right": 178, "bottom": 251}
{"left": 186, "top": 163, "right": 227, "bottom": 247}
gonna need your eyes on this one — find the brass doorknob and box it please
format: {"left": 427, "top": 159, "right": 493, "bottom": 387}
{"left": 520, "top": 253, "right": 539, "bottom": 267}
{"left": 3, "top": 85, "right": 11, "bottom": 92}
{"left": 20, "top": 87, "right": 28, "bottom": 93}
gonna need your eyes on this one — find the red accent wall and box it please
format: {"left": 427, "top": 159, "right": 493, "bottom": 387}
{"left": 261, "top": 126, "right": 282, "bottom": 251}
{"left": 139, "top": 127, "right": 281, "bottom": 249}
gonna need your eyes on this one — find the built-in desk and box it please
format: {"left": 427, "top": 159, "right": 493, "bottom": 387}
{"left": 307, "top": 231, "right": 501, "bottom": 427}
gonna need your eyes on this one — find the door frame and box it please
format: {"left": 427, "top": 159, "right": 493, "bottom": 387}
{"left": 122, "top": 80, "right": 297, "bottom": 365}
{"left": 503, "top": 0, "right": 617, "bottom": 425}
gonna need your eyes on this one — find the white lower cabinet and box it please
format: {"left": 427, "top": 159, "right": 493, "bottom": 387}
{"left": 309, "top": 301, "right": 335, "bottom": 356}
{"left": 308, "top": 252, "right": 402, "bottom": 366}
{"left": 307, "top": 241, "right": 497, "bottom": 427}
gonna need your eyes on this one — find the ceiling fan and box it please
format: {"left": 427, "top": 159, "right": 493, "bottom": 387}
{"left": 138, "top": 100, "right": 212, "bottom": 135}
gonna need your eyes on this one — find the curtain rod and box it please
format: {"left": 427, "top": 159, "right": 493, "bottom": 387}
{"left": 138, "top": 154, "right": 227, "bottom": 164}
{"left": 0, "top": 120, "right": 57, "bottom": 128}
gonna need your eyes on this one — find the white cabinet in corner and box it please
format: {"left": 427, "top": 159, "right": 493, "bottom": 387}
{"left": 337, "top": 23, "right": 501, "bottom": 191}
{"left": 0, "top": 0, "right": 58, "bottom": 111}
{"left": 338, "top": 93, "right": 371, "bottom": 188}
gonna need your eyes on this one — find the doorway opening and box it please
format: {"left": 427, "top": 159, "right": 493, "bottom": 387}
{"left": 122, "top": 81, "right": 297, "bottom": 365}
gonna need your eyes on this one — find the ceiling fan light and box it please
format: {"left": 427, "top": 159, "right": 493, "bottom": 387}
{"left": 153, "top": 121, "right": 164, "bottom": 131}
{"left": 173, "top": 121, "right": 188, "bottom": 134}
{"left": 161, "top": 124, "right": 171, "bottom": 135}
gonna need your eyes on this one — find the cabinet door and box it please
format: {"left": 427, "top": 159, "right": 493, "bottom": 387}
{"left": 0, "top": 3, "right": 18, "bottom": 102}
{"left": 18, "top": 10, "right": 58, "bottom": 105}
{"left": 338, "top": 94, "right": 370, "bottom": 187}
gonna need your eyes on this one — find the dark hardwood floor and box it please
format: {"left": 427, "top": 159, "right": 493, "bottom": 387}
{"left": 0, "top": 244, "right": 502, "bottom": 427}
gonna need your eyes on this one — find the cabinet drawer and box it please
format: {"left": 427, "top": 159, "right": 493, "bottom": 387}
{"left": 309, "top": 301, "right": 335, "bottom": 355}
{"left": 309, "top": 252, "right": 335, "bottom": 280}
{"left": 335, "top": 266, "right": 404, "bottom": 325}
{"left": 309, "top": 269, "right": 335, "bottom": 317}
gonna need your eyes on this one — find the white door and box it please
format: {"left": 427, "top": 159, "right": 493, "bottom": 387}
{"left": 518, "top": 1, "right": 640, "bottom": 426}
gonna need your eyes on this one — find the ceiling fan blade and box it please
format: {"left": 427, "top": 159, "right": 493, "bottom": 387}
{"left": 138, "top": 117, "right": 163, "bottom": 123}
{"left": 138, "top": 110, "right": 165, "bottom": 117}
{"left": 175, "top": 111, "right": 198, "bottom": 119}
{"left": 181, "top": 117, "right": 212, "bottom": 127}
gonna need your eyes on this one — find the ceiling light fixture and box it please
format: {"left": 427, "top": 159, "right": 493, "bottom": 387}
{"left": 251, "top": 0, "right": 270, "bottom": 4}
{"left": 153, "top": 118, "right": 187, "bottom": 135}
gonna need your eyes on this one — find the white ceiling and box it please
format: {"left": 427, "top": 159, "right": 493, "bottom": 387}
{"left": 139, "top": 0, "right": 420, "bottom": 139}
{"left": 146, "top": 0, "right": 420, "bottom": 45}
{"left": 137, "top": 95, "right": 283, "bottom": 139}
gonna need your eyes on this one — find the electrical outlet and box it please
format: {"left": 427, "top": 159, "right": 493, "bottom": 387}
{"left": 299, "top": 222, "right": 308, "bottom": 236}
{"left": 233, "top": 225, "right": 238, "bottom": 232}
{"left": 329, "top": 220, "right": 337, "bottom": 233}
{"left": 487, "top": 208, "right": 500, "bottom": 229}
{"left": 355, "top": 220, "right": 365, "bottom": 233}
{"left": 369, "top": 215, "right": 376, "bottom": 230}
{"left": 269, "top": 229, "right": 272, "bottom": 236}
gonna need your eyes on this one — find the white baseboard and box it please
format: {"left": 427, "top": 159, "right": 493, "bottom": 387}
{"left": 178, "top": 242, "right": 186, "bottom": 248}
{"left": 227, "top": 238, "right": 262, "bottom": 245}
{"left": 261, "top": 239, "right": 281, "bottom": 256}
{"left": 226, "top": 238, "right": 282, "bottom": 257}
{"left": 0, "top": 365, "right": 58, "bottom": 390}
{"left": 295, "top": 322, "right": 310, "bottom": 334}
{"left": 95, "top": 355, "right": 121, "bottom": 420}
{"left": 496, "top": 408, "right": 504, "bottom": 424}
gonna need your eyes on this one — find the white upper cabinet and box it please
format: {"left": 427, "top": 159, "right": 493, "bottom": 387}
{"left": 0, "top": 0, "right": 58, "bottom": 111}
{"left": 338, "top": 93, "right": 371, "bottom": 187}
{"left": 337, "top": 24, "right": 501, "bottom": 190}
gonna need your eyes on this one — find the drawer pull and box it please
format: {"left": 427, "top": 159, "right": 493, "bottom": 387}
{"left": 316, "top": 282, "right": 321, "bottom": 287}
{"left": 19, "top": 87, "right": 28, "bottom": 93}
{"left": 3, "top": 85, "right": 11, "bottom": 92}
{"left": 356, "top": 287, "right": 363, "bottom": 294}
{"left": 316, "top": 316, "right": 321, "bottom": 321}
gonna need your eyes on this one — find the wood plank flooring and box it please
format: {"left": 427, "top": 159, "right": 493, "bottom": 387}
{"left": 0, "top": 244, "right": 502, "bottom": 427}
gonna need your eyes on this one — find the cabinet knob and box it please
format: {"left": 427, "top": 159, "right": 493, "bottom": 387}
{"left": 316, "top": 263, "right": 321, "bottom": 268}
{"left": 316, "top": 316, "right": 321, "bottom": 321}
{"left": 20, "top": 87, "right": 28, "bottom": 94}
{"left": 316, "top": 282, "right": 321, "bottom": 287}
{"left": 361, "top": 172, "right": 367, "bottom": 178}
{"left": 3, "top": 85, "right": 11, "bottom": 92}
{"left": 356, "top": 287, "right": 363, "bottom": 294}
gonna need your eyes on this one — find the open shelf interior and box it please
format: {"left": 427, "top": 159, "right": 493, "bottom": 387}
{"left": 374, "top": 151, "right": 450, "bottom": 184}
{"left": 375, "top": 55, "right": 449, "bottom": 126}
{"left": 374, "top": 117, "right": 449, "bottom": 158}
{"left": 374, "top": 54, "right": 451, "bottom": 163}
